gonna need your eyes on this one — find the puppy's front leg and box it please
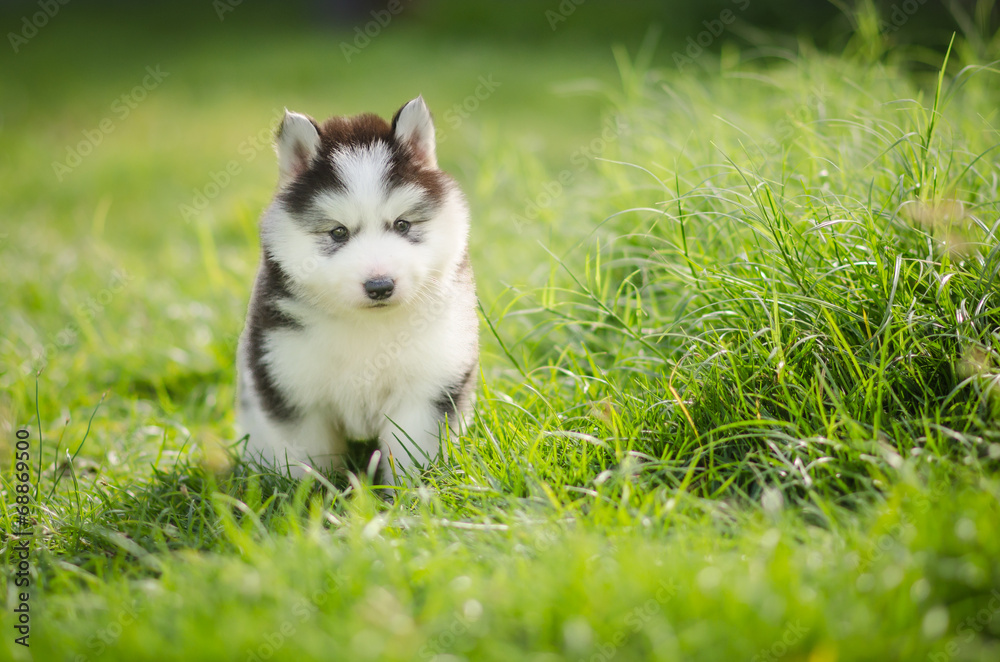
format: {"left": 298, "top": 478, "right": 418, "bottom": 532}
{"left": 378, "top": 399, "right": 446, "bottom": 483}
{"left": 244, "top": 406, "right": 346, "bottom": 478}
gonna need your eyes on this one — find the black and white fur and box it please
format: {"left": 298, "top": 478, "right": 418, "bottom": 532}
{"left": 236, "top": 97, "right": 478, "bottom": 483}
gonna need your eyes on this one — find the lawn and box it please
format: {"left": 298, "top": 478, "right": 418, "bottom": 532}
{"left": 2, "top": 1, "right": 1000, "bottom": 660}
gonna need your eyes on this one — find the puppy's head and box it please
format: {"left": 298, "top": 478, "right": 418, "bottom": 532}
{"left": 261, "top": 97, "right": 468, "bottom": 316}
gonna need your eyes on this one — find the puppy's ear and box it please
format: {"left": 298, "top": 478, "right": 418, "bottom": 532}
{"left": 392, "top": 96, "right": 437, "bottom": 169}
{"left": 276, "top": 110, "right": 320, "bottom": 183}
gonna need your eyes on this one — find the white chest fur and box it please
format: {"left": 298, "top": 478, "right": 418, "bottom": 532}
{"left": 262, "top": 295, "right": 474, "bottom": 439}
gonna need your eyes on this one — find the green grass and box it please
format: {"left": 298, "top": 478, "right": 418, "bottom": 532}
{"left": 2, "top": 3, "right": 1000, "bottom": 661}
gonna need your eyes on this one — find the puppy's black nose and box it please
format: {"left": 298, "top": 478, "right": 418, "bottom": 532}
{"left": 364, "top": 278, "right": 395, "bottom": 301}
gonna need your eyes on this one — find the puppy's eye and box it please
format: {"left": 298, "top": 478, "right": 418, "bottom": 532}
{"left": 330, "top": 226, "right": 349, "bottom": 242}
{"left": 393, "top": 219, "right": 411, "bottom": 234}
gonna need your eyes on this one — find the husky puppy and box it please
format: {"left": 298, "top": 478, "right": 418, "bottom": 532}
{"left": 236, "top": 97, "right": 478, "bottom": 483}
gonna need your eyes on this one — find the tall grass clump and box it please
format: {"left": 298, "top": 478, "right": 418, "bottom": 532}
{"left": 488, "top": 45, "right": 1000, "bottom": 513}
